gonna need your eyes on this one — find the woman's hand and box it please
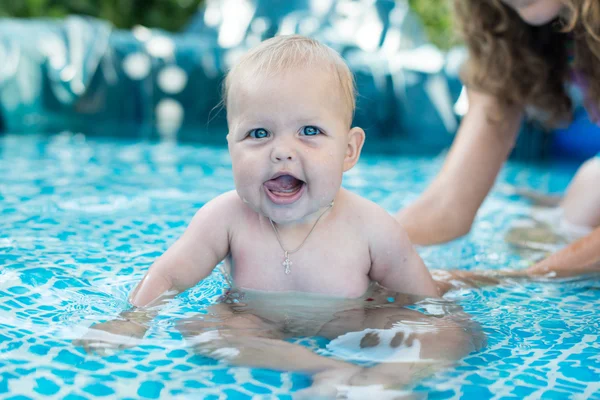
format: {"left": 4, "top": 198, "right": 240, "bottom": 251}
{"left": 524, "top": 227, "right": 600, "bottom": 278}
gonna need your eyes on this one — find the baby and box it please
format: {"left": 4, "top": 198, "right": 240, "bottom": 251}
{"left": 129, "top": 34, "right": 439, "bottom": 306}
{"left": 80, "top": 35, "right": 481, "bottom": 395}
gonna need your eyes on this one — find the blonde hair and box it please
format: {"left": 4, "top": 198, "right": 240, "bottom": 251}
{"left": 223, "top": 35, "right": 356, "bottom": 126}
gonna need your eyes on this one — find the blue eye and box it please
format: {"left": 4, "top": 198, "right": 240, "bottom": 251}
{"left": 249, "top": 128, "right": 269, "bottom": 139}
{"left": 302, "top": 126, "right": 321, "bottom": 136}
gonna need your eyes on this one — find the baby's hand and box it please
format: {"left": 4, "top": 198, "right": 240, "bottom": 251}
{"left": 73, "top": 319, "right": 147, "bottom": 354}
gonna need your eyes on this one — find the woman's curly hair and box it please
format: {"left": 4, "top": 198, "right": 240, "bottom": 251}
{"left": 454, "top": 0, "right": 600, "bottom": 126}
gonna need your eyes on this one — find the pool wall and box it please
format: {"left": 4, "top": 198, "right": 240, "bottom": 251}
{"left": 0, "top": 0, "right": 555, "bottom": 159}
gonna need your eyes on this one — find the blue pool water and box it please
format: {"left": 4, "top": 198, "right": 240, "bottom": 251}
{"left": 1, "top": 133, "right": 599, "bottom": 399}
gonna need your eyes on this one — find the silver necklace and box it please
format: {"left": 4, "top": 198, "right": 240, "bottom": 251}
{"left": 269, "top": 201, "right": 334, "bottom": 274}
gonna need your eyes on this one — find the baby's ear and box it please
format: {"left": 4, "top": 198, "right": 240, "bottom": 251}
{"left": 343, "top": 127, "right": 365, "bottom": 172}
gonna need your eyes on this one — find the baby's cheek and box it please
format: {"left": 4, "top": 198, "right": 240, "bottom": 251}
{"left": 232, "top": 155, "right": 257, "bottom": 180}
{"left": 318, "top": 165, "right": 344, "bottom": 196}
{"left": 235, "top": 170, "right": 256, "bottom": 192}
{"left": 231, "top": 164, "right": 254, "bottom": 193}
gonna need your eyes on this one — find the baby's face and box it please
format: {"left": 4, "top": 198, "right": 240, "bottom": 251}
{"left": 227, "top": 67, "right": 355, "bottom": 224}
{"left": 500, "top": 0, "right": 565, "bottom": 26}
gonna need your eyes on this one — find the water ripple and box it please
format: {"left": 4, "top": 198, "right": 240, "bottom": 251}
{"left": 0, "top": 133, "right": 598, "bottom": 399}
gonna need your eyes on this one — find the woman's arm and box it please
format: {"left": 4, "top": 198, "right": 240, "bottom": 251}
{"left": 396, "top": 90, "right": 523, "bottom": 245}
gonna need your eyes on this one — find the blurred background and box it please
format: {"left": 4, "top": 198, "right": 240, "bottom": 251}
{"left": 0, "top": 0, "right": 455, "bottom": 48}
{"left": 0, "top": 0, "right": 589, "bottom": 159}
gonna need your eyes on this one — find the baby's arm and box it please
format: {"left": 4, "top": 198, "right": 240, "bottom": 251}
{"left": 77, "top": 191, "right": 238, "bottom": 351}
{"left": 129, "top": 191, "right": 237, "bottom": 307}
{"left": 367, "top": 208, "right": 439, "bottom": 297}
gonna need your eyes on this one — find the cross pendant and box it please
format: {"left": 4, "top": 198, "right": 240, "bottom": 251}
{"left": 282, "top": 251, "right": 292, "bottom": 274}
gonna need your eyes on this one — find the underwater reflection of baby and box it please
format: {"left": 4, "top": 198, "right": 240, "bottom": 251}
{"left": 184, "top": 283, "right": 486, "bottom": 398}
{"left": 76, "top": 35, "right": 484, "bottom": 395}
{"left": 178, "top": 287, "right": 483, "bottom": 397}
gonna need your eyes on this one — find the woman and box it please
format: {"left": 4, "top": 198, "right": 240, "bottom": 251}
{"left": 397, "top": 0, "right": 600, "bottom": 276}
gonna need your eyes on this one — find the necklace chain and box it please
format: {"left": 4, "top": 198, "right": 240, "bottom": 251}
{"left": 269, "top": 201, "right": 334, "bottom": 274}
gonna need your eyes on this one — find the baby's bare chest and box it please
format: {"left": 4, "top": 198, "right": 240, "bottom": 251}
{"left": 227, "top": 223, "right": 372, "bottom": 297}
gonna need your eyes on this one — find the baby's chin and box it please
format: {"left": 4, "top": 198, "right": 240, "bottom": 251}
{"left": 236, "top": 192, "right": 305, "bottom": 223}
{"left": 242, "top": 189, "right": 333, "bottom": 224}
{"left": 263, "top": 207, "right": 309, "bottom": 225}
{"left": 261, "top": 200, "right": 331, "bottom": 225}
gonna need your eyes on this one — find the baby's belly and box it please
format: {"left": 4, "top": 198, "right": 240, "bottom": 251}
{"left": 218, "top": 283, "right": 419, "bottom": 337}
{"left": 225, "top": 257, "right": 372, "bottom": 299}
{"left": 236, "top": 274, "right": 370, "bottom": 299}
{"left": 220, "top": 286, "right": 371, "bottom": 337}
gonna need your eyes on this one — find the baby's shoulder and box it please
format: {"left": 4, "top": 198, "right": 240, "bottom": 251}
{"left": 212, "top": 190, "right": 245, "bottom": 208}
{"left": 340, "top": 189, "right": 405, "bottom": 237}
{"left": 193, "top": 191, "right": 247, "bottom": 224}
{"left": 341, "top": 189, "right": 396, "bottom": 222}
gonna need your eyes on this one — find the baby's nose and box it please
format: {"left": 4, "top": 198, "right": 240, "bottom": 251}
{"left": 271, "top": 145, "right": 295, "bottom": 162}
{"left": 274, "top": 153, "right": 293, "bottom": 161}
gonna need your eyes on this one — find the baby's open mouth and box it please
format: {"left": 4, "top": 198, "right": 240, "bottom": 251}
{"left": 263, "top": 174, "right": 305, "bottom": 204}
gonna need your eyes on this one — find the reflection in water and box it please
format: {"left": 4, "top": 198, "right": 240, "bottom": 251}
{"left": 503, "top": 186, "right": 592, "bottom": 260}
{"left": 175, "top": 284, "right": 485, "bottom": 397}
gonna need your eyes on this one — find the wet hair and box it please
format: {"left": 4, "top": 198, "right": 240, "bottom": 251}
{"left": 455, "top": 0, "right": 600, "bottom": 126}
{"left": 223, "top": 35, "right": 356, "bottom": 126}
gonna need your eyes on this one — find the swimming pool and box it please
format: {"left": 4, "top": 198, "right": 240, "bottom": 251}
{"left": 1, "top": 133, "right": 599, "bottom": 399}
